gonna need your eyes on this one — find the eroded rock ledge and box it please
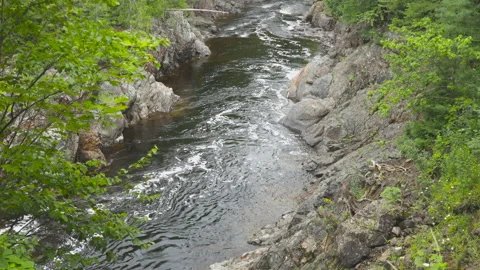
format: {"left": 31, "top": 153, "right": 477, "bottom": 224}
{"left": 210, "top": 1, "right": 424, "bottom": 269}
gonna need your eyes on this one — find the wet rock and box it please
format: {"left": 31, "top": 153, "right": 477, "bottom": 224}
{"left": 194, "top": 39, "right": 212, "bottom": 57}
{"left": 210, "top": 25, "right": 219, "bottom": 34}
{"left": 94, "top": 76, "right": 180, "bottom": 147}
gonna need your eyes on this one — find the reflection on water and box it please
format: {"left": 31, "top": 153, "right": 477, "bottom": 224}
{"left": 94, "top": 0, "right": 323, "bottom": 269}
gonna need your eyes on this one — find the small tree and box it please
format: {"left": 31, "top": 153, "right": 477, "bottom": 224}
{"left": 0, "top": 0, "right": 168, "bottom": 267}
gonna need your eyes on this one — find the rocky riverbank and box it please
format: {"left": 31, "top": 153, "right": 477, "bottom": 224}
{"left": 76, "top": 0, "right": 266, "bottom": 163}
{"left": 210, "top": 1, "right": 428, "bottom": 269}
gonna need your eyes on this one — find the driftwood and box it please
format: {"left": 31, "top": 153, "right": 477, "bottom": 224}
{"left": 166, "top": 8, "right": 229, "bottom": 14}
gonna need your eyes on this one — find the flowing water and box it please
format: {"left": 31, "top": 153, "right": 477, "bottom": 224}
{"left": 94, "top": 1, "right": 322, "bottom": 269}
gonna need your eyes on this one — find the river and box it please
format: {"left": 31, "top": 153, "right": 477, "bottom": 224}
{"left": 94, "top": 1, "right": 322, "bottom": 269}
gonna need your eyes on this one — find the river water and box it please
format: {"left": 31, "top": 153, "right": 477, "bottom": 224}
{"left": 95, "top": 1, "right": 322, "bottom": 269}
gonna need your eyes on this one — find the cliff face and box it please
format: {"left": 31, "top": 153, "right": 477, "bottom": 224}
{"left": 211, "top": 2, "right": 423, "bottom": 270}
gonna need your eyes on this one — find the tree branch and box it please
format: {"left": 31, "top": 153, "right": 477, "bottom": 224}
{"left": 0, "top": 90, "right": 61, "bottom": 137}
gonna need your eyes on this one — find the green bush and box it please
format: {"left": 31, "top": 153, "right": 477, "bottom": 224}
{"left": 380, "top": 186, "right": 401, "bottom": 204}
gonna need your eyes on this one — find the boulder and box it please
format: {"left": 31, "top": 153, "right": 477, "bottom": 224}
{"left": 280, "top": 98, "right": 335, "bottom": 133}
{"left": 335, "top": 200, "right": 401, "bottom": 268}
{"left": 287, "top": 55, "right": 335, "bottom": 102}
{"left": 93, "top": 75, "right": 180, "bottom": 148}
{"left": 126, "top": 75, "right": 180, "bottom": 125}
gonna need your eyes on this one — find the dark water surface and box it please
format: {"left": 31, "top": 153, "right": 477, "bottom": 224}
{"left": 95, "top": 1, "right": 322, "bottom": 269}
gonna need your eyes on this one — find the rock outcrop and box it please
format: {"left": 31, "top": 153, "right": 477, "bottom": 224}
{"left": 304, "top": 1, "right": 336, "bottom": 31}
{"left": 151, "top": 11, "right": 211, "bottom": 79}
{"left": 124, "top": 74, "right": 180, "bottom": 125}
{"left": 95, "top": 74, "right": 180, "bottom": 148}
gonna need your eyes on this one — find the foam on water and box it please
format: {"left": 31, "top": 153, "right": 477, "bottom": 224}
{"left": 206, "top": 106, "right": 240, "bottom": 126}
{"left": 261, "top": 2, "right": 281, "bottom": 9}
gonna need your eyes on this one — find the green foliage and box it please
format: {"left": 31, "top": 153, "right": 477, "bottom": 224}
{"left": 407, "top": 228, "right": 447, "bottom": 270}
{"left": 0, "top": 235, "right": 36, "bottom": 270}
{"left": 367, "top": 2, "right": 480, "bottom": 267}
{"left": 323, "top": 0, "right": 434, "bottom": 25}
{"left": 437, "top": 0, "right": 480, "bottom": 44}
{"left": 109, "top": 0, "right": 190, "bottom": 30}
{"left": 373, "top": 19, "right": 480, "bottom": 142}
{"left": 324, "top": 0, "right": 381, "bottom": 24}
{"left": 407, "top": 218, "right": 480, "bottom": 269}
{"left": 380, "top": 186, "right": 401, "bottom": 204}
{"left": 0, "top": 0, "right": 171, "bottom": 268}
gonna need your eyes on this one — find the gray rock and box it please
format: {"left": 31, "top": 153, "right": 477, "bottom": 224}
{"left": 392, "top": 226, "right": 402, "bottom": 236}
{"left": 208, "top": 4, "right": 410, "bottom": 269}
{"left": 97, "top": 82, "right": 128, "bottom": 146}
{"left": 336, "top": 200, "right": 401, "bottom": 268}
{"left": 304, "top": 1, "right": 336, "bottom": 31}
{"left": 122, "top": 83, "right": 137, "bottom": 108}
{"left": 152, "top": 11, "right": 211, "bottom": 78}
{"left": 334, "top": 22, "right": 369, "bottom": 57}
{"left": 313, "top": 13, "right": 336, "bottom": 31}
{"left": 280, "top": 98, "right": 335, "bottom": 133}
{"left": 95, "top": 113, "right": 127, "bottom": 147}
{"left": 302, "top": 122, "right": 324, "bottom": 146}
{"left": 287, "top": 55, "right": 335, "bottom": 102}
{"left": 248, "top": 212, "right": 294, "bottom": 246}
{"left": 126, "top": 76, "right": 180, "bottom": 125}
{"left": 336, "top": 234, "right": 370, "bottom": 268}
{"left": 60, "top": 133, "right": 79, "bottom": 162}
{"left": 194, "top": 39, "right": 211, "bottom": 57}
